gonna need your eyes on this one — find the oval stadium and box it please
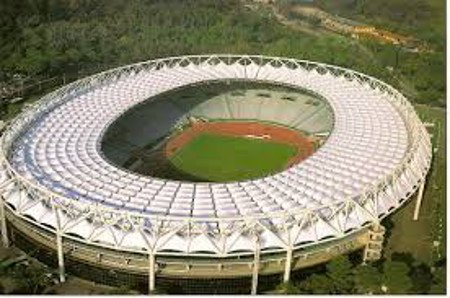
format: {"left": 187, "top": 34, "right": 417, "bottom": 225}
{"left": 0, "top": 55, "right": 432, "bottom": 294}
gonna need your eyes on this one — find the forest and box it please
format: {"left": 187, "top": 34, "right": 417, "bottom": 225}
{"left": 274, "top": 253, "right": 445, "bottom": 294}
{"left": 0, "top": 0, "right": 445, "bottom": 107}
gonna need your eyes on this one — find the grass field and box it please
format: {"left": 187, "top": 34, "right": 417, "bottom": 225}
{"left": 168, "top": 133, "right": 297, "bottom": 182}
{"left": 384, "top": 105, "right": 445, "bottom": 265}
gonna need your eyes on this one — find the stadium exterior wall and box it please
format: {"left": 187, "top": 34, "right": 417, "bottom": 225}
{"left": 5, "top": 208, "right": 368, "bottom": 278}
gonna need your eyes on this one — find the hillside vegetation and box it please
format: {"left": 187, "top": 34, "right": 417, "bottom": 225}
{"left": 314, "top": 0, "right": 445, "bottom": 106}
{"left": 315, "top": 0, "right": 444, "bottom": 48}
{"left": 0, "top": 0, "right": 445, "bottom": 107}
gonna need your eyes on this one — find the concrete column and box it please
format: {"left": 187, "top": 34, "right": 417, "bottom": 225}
{"left": 413, "top": 181, "right": 426, "bottom": 221}
{"left": 56, "top": 230, "right": 66, "bottom": 283}
{"left": 148, "top": 252, "right": 155, "bottom": 293}
{"left": 0, "top": 195, "right": 9, "bottom": 247}
{"left": 283, "top": 246, "right": 293, "bottom": 283}
{"left": 54, "top": 207, "right": 65, "bottom": 283}
{"left": 251, "top": 237, "right": 260, "bottom": 295}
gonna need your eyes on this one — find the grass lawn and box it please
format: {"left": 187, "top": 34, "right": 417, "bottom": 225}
{"left": 383, "top": 105, "right": 445, "bottom": 265}
{"left": 168, "top": 133, "right": 297, "bottom": 182}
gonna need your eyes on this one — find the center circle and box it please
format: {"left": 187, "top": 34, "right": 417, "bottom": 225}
{"left": 101, "top": 81, "right": 333, "bottom": 182}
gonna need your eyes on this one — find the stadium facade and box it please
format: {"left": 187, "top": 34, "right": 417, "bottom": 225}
{"left": 0, "top": 55, "right": 432, "bottom": 293}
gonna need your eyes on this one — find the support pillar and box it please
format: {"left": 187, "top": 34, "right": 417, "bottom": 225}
{"left": 56, "top": 231, "right": 65, "bottom": 283}
{"left": 54, "top": 206, "right": 65, "bottom": 283}
{"left": 148, "top": 252, "right": 155, "bottom": 293}
{"left": 251, "top": 237, "right": 260, "bottom": 295}
{"left": 283, "top": 246, "right": 293, "bottom": 283}
{"left": 0, "top": 195, "right": 9, "bottom": 248}
{"left": 413, "top": 181, "right": 426, "bottom": 221}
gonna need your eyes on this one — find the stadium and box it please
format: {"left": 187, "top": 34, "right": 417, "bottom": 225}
{"left": 0, "top": 55, "right": 432, "bottom": 293}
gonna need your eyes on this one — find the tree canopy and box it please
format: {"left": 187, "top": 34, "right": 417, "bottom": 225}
{"left": 0, "top": 0, "right": 445, "bottom": 107}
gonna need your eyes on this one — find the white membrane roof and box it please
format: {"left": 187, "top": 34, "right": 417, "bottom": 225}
{"left": 0, "top": 56, "right": 431, "bottom": 255}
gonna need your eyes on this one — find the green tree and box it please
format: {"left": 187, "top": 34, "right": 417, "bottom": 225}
{"left": 0, "top": 255, "right": 29, "bottom": 294}
{"left": 11, "top": 262, "right": 54, "bottom": 294}
{"left": 275, "top": 281, "right": 300, "bottom": 294}
{"left": 298, "top": 274, "right": 332, "bottom": 294}
{"left": 382, "top": 261, "right": 413, "bottom": 294}
{"left": 410, "top": 263, "right": 433, "bottom": 294}
{"left": 326, "top": 255, "right": 354, "bottom": 293}
{"left": 428, "top": 266, "right": 446, "bottom": 294}
{"left": 353, "top": 263, "right": 382, "bottom": 294}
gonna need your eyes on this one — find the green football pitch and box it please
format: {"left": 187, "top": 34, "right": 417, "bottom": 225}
{"left": 168, "top": 133, "right": 297, "bottom": 182}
